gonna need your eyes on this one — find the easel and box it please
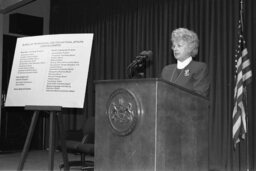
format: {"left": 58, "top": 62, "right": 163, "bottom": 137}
{"left": 17, "top": 105, "right": 69, "bottom": 171}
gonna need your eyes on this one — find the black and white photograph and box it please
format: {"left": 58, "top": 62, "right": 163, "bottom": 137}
{"left": 0, "top": 0, "right": 256, "bottom": 171}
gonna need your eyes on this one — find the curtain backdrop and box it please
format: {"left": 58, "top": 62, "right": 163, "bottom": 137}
{"left": 50, "top": 0, "right": 256, "bottom": 170}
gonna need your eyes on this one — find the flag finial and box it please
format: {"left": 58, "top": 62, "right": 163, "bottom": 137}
{"left": 240, "top": 0, "right": 245, "bottom": 31}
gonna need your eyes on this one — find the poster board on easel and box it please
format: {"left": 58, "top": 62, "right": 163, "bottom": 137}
{"left": 4, "top": 33, "right": 94, "bottom": 170}
{"left": 5, "top": 33, "right": 93, "bottom": 108}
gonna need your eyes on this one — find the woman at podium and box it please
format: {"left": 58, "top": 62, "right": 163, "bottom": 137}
{"left": 161, "top": 27, "right": 210, "bottom": 97}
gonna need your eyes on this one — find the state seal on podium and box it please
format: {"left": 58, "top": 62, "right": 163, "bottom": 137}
{"left": 106, "top": 88, "right": 141, "bottom": 136}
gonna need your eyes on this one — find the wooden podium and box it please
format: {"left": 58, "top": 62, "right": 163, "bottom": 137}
{"left": 95, "top": 79, "right": 209, "bottom": 171}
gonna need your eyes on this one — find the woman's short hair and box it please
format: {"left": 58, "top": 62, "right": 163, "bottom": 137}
{"left": 171, "top": 28, "right": 199, "bottom": 57}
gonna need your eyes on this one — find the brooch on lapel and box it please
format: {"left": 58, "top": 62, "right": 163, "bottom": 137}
{"left": 184, "top": 69, "right": 190, "bottom": 77}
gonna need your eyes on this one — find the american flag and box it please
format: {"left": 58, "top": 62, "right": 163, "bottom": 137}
{"left": 232, "top": 17, "right": 252, "bottom": 148}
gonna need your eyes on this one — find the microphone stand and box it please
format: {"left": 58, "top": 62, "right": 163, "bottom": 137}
{"left": 127, "top": 58, "right": 146, "bottom": 79}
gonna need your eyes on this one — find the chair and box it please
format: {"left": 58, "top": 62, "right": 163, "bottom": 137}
{"left": 59, "top": 116, "right": 94, "bottom": 171}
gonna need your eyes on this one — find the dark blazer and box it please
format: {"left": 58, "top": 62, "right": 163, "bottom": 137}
{"left": 161, "top": 60, "right": 210, "bottom": 97}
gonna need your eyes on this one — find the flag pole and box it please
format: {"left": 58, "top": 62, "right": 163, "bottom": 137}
{"left": 240, "top": 0, "right": 250, "bottom": 170}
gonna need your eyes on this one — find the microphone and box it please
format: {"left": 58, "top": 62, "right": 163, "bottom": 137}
{"left": 128, "top": 50, "right": 153, "bottom": 69}
{"left": 136, "top": 50, "right": 153, "bottom": 60}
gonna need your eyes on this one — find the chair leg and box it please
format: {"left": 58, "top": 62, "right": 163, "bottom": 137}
{"left": 81, "top": 153, "right": 85, "bottom": 167}
{"left": 81, "top": 153, "right": 94, "bottom": 171}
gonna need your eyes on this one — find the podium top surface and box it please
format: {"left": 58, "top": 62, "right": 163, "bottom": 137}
{"left": 95, "top": 78, "right": 208, "bottom": 100}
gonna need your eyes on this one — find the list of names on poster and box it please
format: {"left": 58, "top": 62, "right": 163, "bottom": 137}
{"left": 15, "top": 49, "right": 45, "bottom": 91}
{"left": 47, "top": 48, "right": 79, "bottom": 92}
